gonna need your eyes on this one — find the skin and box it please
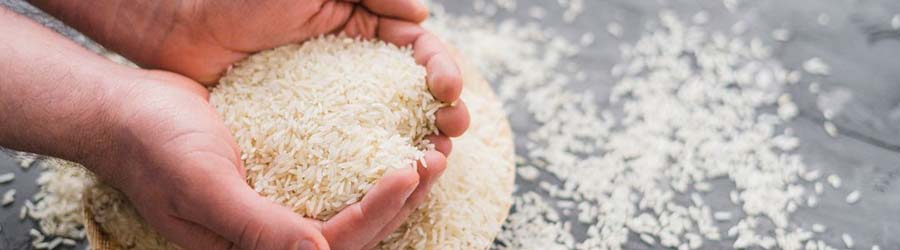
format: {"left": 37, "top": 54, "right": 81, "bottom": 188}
{"left": 2, "top": 1, "right": 470, "bottom": 249}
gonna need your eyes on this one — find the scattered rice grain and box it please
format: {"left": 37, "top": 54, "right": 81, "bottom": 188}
{"left": 0, "top": 172, "right": 14, "bottom": 184}
{"left": 606, "top": 22, "right": 623, "bottom": 38}
{"left": 2, "top": 189, "right": 15, "bottom": 206}
{"left": 842, "top": 233, "right": 854, "bottom": 248}
{"left": 803, "top": 57, "right": 831, "bottom": 75}
{"left": 845, "top": 190, "right": 860, "bottom": 204}
{"left": 827, "top": 174, "right": 842, "bottom": 189}
{"left": 824, "top": 122, "right": 838, "bottom": 137}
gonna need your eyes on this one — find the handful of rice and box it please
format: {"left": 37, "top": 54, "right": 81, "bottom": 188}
{"left": 213, "top": 35, "right": 443, "bottom": 219}
{"left": 86, "top": 35, "right": 515, "bottom": 250}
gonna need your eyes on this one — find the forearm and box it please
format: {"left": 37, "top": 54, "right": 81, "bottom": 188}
{"left": 27, "top": 0, "right": 182, "bottom": 71}
{"left": 0, "top": 8, "right": 131, "bottom": 164}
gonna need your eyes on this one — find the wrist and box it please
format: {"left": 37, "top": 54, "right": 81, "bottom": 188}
{"left": 71, "top": 67, "right": 153, "bottom": 181}
{"left": 0, "top": 9, "right": 146, "bottom": 181}
{"left": 58, "top": 67, "right": 140, "bottom": 168}
{"left": 78, "top": 68, "right": 211, "bottom": 188}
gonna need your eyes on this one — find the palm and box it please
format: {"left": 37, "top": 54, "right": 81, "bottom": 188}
{"left": 105, "top": 71, "right": 240, "bottom": 198}
{"left": 104, "top": 70, "right": 449, "bottom": 250}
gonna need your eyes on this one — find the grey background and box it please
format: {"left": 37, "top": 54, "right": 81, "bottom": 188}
{"left": 1, "top": 0, "right": 899, "bottom": 249}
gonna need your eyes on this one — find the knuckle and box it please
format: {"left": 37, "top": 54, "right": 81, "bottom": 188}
{"left": 350, "top": 204, "right": 368, "bottom": 224}
{"left": 237, "top": 219, "right": 266, "bottom": 250}
{"left": 167, "top": 175, "right": 201, "bottom": 215}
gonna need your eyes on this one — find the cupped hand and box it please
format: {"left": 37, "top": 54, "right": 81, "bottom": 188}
{"left": 192, "top": 0, "right": 475, "bottom": 147}
{"left": 94, "top": 70, "right": 449, "bottom": 250}
{"left": 36, "top": 0, "right": 469, "bottom": 140}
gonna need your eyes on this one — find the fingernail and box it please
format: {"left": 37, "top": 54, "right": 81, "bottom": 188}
{"left": 298, "top": 240, "right": 318, "bottom": 250}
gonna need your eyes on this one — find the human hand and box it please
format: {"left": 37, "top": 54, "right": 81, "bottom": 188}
{"left": 92, "top": 70, "right": 449, "bottom": 250}
{"left": 35, "top": 0, "right": 470, "bottom": 155}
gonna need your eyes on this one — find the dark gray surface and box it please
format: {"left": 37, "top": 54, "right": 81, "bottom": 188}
{"left": 1, "top": 0, "right": 899, "bottom": 249}
{"left": 436, "top": 0, "right": 900, "bottom": 249}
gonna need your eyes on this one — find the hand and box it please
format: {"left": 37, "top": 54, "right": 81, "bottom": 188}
{"left": 35, "top": 0, "right": 470, "bottom": 142}
{"left": 92, "top": 69, "right": 450, "bottom": 250}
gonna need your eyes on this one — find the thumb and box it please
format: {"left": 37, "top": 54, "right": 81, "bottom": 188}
{"left": 178, "top": 175, "right": 329, "bottom": 250}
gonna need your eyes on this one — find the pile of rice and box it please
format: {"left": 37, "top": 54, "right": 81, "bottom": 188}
{"left": 88, "top": 184, "right": 179, "bottom": 250}
{"left": 214, "top": 35, "right": 443, "bottom": 220}
{"left": 85, "top": 35, "right": 515, "bottom": 250}
{"left": 14, "top": 157, "right": 90, "bottom": 249}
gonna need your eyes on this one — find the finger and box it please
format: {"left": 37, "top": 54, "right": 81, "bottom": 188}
{"left": 378, "top": 19, "right": 463, "bottom": 103}
{"left": 341, "top": 0, "right": 429, "bottom": 23}
{"left": 322, "top": 167, "right": 419, "bottom": 250}
{"left": 304, "top": 1, "right": 361, "bottom": 39}
{"left": 425, "top": 52, "right": 464, "bottom": 102}
{"left": 336, "top": 5, "right": 379, "bottom": 38}
{"left": 176, "top": 173, "right": 328, "bottom": 250}
{"left": 362, "top": 151, "right": 447, "bottom": 249}
{"left": 425, "top": 135, "right": 452, "bottom": 156}
{"left": 150, "top": 215, "right": 234, "bottom": 250}
{"left": 435, "top": 100, "right": 470, "bottom": 137}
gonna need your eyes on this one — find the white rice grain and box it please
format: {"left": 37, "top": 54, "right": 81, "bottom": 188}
{"left": 607, "top": 22, "right": 623, "bottom": 38}
{"left": 2, "top": 189, "right": 15, "bottom": 206}
{"left": 845, "top": 190, "right": 860, "bottom": 204}
{"left": 803, "top": 57, "right": 831, "bottom": 75}
{"left": 61, "top": 238, "right": 77, "bottom": 246}
{"left": 842, "top": 233, "right": 854, "bottom": 248}
{"left": 809, "top": 82, "right": 821, "bottom": 94}
{"left": 824, "top": 122, "right": 838, "bottom": 137}
{"left": 640, "top": 234, "right": 656, "bottom": 245}
{"left": 19, "top": 205, "right": 28, "bottom": 220}
{"left": 893, "top": 15, "right": 900, "bottom": 30}
{"left": 713, "top": 211, "right": 732, "bottom": 221}
{"left": 723, "top": 0, "right": 739, "bottom": 12}
{"left": 807, "top": 196, "right": 818, "bottom": 208}
{"left": 517, "top": 166, "right": 541, "bottom": 181}
{"left": 803, "top": 170, "right": 821, "bottom": 181}
{"left": 772, "top": 28, "right": 791, "bottom": 42}
{"left": 827, "top": 174, "right": 842, "bottom": 188}
{"left": 580, "top": 32, "right": 595, "bottom": 47}
{"left": 811, "top": 223, "right": 826, "bottom": 233}
{"left": 0, "top": 173, "right": 14, "bottom": 184}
